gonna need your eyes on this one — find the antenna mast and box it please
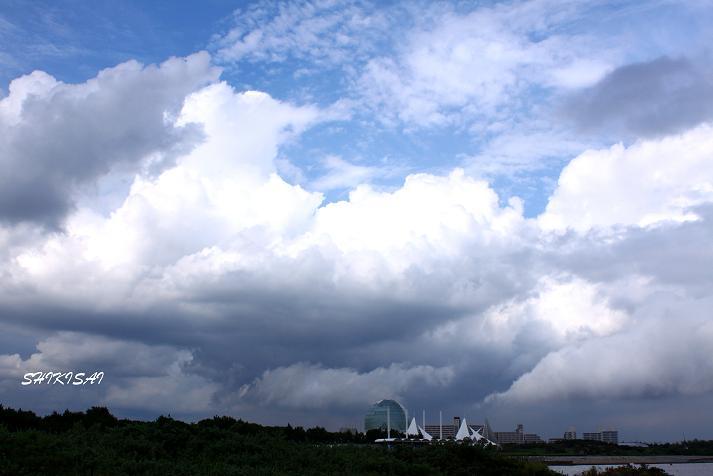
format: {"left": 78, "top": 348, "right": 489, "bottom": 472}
{"left": 387, "top": 406, "right": 391, "bottom": 439}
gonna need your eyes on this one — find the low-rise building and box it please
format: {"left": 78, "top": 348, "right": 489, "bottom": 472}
{"left": 493, "top": 424, "right": 543, "bottom": 445}
{"left": 495, "top": 423, "right": 523, "bottom": 444}
{"left": 424, "top": 424, "right": 456, "bottom": 439}
{"left": 578, "top": 429, "right": 619, "bottom": 445}
{"left": 423, "top": 416, "right": 462, "bottom": 439}
{"left": 601, "top": 430, "right": 619, "bottom": 445}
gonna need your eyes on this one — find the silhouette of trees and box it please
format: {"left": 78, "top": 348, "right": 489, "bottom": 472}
{"left": 0, "top": 404, "right": 559, "bottom": 475}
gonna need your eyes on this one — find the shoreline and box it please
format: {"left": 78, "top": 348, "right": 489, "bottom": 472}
{"left": 517, "top": 455, "right": 713, "bottom": 466}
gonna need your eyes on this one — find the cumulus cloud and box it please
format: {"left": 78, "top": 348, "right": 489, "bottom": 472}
{"left": 0, "top": 52, "right": 219, "bottom": 227}
{"left": 0, "top": 75, "right": 535, "bottom": 419}
{"left": 563, "top": 56, "right": 713, "bottom": 138}
{"left": 5, "top": 84, "right": 713, "bottom": 426}
{"left": 539, "top": 124, "right": 713, "bottom": 232}
{"left": 5, "top": 80, "right": 325, "bottom": 300}
{"left": 239, "top": 362, "right": 454, "bottom": 409}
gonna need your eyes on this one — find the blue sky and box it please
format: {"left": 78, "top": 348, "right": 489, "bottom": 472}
{"left": 2, "top": 0, "right": 713, "bottom": 440}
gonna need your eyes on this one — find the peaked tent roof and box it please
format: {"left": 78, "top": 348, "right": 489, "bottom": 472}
{"left": 469, "top": 425, "right": 496, "bottom": 446}
{"left": 469, "top": 426, "right": 483, "bottom": 441}
{"left": 418, "top": 424, "right": 433, "bottom": 441}
{"left": 455, "top": 418, "right": 471, "bottom": 440}
{"left": 406, "top": 417, "right": 420, "bottom": 437}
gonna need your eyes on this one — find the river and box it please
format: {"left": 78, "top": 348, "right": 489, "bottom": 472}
{"left": 550, "top": 462, "right": 713, "bottom": 475}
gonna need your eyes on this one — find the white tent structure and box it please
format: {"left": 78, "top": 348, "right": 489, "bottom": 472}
{"left": 406, "top": 417, "right": 419, "bottom": 437}
{"left": 469, "top": 426, "right": 497, "bottom": 446}
{"left": 371, "top": 404, "right": 494, "bottom": 446}
{"left": 418, "top": 424, "right": 433, "bottom": 441}
{"left": 406, "top": 417, "right": 433, "bottom": 440}
{"left": 455, "top": 418, "right": 471, "bottom": 441}
{"left": 455, "top": 418, "right": 497, "bottom": 445}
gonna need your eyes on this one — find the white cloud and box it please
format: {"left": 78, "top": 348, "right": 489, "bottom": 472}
{"left": 464, "top": 127, "right": 595, "bottom": 177}
{"left": 549, "top": 58, "right": 612, "bottom": 89}
{"left": 539, "top": 124, "right": 713, "bottom": 232}
{"left": 6, "top": 81, "right": 326, "bottom": 305}
{"left": 239, "top": 362, "right": 454, "bottom": 408}
{"left": 0, "top": 74, "right": 535, "bottom": 417}
{"left": 358, "top": 1, "right": 612, "bottom": 128}
{"left": 213, "top": 0, "right": 388, "bottom": 68}
{"left": 309, "top": 155, "right": 386, "bottom": 191}
{"left": 480, "top": 276, "right": 627, "bottom": 346}
{"left": 281, "top": 169, "right": 526, "bottom": 284}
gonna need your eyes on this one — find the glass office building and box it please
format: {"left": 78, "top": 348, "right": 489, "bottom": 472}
{"left": 364, "top": 399, "right": 407, "bottom": 433}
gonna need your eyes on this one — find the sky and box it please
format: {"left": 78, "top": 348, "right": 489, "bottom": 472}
{"left": 1, "top": 0, "right": 713, "bottom": 442}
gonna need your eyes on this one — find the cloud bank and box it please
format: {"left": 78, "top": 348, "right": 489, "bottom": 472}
{"left": 2, "top": 1, "right": 713, "bottom": 440}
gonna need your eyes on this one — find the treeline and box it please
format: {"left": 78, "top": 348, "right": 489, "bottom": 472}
{"left": 0, "top": 404, "right": 555, "bottom": 475}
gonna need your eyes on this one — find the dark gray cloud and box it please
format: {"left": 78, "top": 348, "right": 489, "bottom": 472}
{"left": 0, "top": 52, "right": 219, "bottom": 228}
{"left": 563, "top": 56, "right": 713, "bottom": 138}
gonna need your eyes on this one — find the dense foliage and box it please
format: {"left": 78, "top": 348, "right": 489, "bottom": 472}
{"left": 0, "top": 405, "right": 554, "bottom": 475}
{"left": 579, "top": 465, "right": 670, "bottom": 475}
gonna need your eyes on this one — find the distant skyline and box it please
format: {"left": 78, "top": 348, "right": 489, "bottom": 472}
{"left": 2, "top": 0, "right": 713, "bottom": 441}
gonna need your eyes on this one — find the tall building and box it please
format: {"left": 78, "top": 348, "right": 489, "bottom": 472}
{"left": 564, "top": 427, "right": 577, "bottom": 440}
{"left": 364, "top": 399, "right": 407, "bottom": 433}
{"left": 582, "top": 432, "right": 602, "bottom": 441}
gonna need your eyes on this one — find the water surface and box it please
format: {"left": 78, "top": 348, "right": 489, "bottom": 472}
{"left": 550, "top": 462, "right": 713, "bottom": 476}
